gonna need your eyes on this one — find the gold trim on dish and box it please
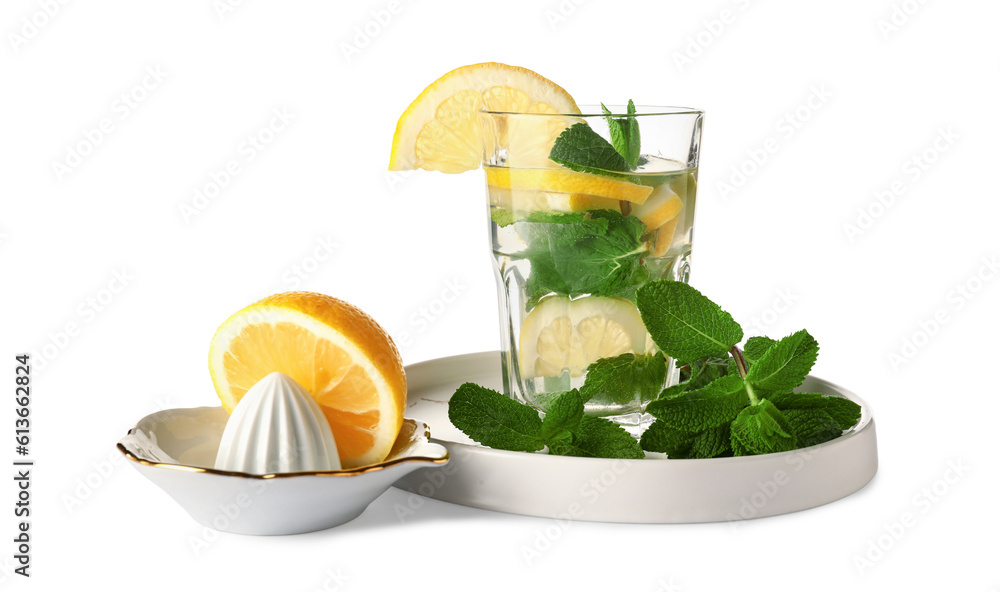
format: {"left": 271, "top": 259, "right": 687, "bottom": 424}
{"left": 116, "top": 420, "right": 449, "bottom": 479}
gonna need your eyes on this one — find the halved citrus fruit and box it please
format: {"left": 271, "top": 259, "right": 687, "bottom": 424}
{"left": 389, "top": 62, "right": 580, "bottom": 173}
{"left": 519, "top": 296, "right": 649, "bottom": 379}
{"left": 208, "top": 292, "right": 406, "bottom": 469}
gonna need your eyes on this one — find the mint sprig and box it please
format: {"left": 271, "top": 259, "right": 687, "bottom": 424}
{"left": 634, "top": 279, "right": 862, "bottom": 458}
{"left": 548, "top": 99, "right": 643, "bottom": 176}
{"left": 449, "top": 384, "right": 643, "bottom": 459}
{"left": 602, "top": 100, "right": 641, "bottom": 169}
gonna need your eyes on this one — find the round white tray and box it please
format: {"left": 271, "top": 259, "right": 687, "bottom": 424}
{"left": 393, "top": 351, "right": 878, "bottom": 523}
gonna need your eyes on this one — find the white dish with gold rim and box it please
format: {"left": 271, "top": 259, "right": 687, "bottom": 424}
{"left": 118, "top": 408, "right": 448, "bottom": 535}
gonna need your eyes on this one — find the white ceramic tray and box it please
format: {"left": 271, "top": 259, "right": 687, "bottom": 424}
{"left": 393, "top": 351, "right": 878, "bottom": 523}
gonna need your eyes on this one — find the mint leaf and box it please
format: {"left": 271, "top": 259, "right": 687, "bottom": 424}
{"left": 730, "top": 399, "right": 797, "bottom": 455}
{"left": 548, "top": 122, "right": 633, "bottom": 176}
{"left": 688, "top": 357, "right": 730, "bottom": 390}
{"left": 729, "top": 336, "right": 776, "bottom": 375}
{"left": 646, "top": 374, "right": 748, "bottom": 432}
{"left": 625, "top": 100, "right": 640, "bottom": 168}
{"left": 521, "top": 209, "right": 607, "bottom": 229}
{"left": 654, "top": 356, "right": 729, "bottom": 404}
{"left": 640, "top": 422, "right": 731, "bottom": 458}
{"left": 580, "top": 353, "right": 667, "bottom": 407}
{"left": 730, "top": 433, "right": 751, "bottom": 457}
{"left": 743, "top": 336, "right": 777, "bottom": 364}
{"left": 768, "top": 392, "right": 861, "bottom": 430}
{"left": 518, "top": 209, "right": 649, "bottom": 300}
{"left": 636, "top": 281, "right": 744, "bottom": 363}
{"left": 448, "top": 383, "right": 544, "bottom": 452}
{"left": 745, "top": 329, "right": 819, "bottom": 391}
{"left": 540, "top": 389, "right": 585, "bottom": 443}
{"left": 781, "top": 409, "right": 843, "bottom": 447}
{"left": 550, "top": 416, "right": 644, "bottom": 459}
{"left": 687, "top": 424, "right": 732, "bottom": 458}
{"left": 602, "top": 100, "right": 641, "bottom": 169}
{"left": 651, "top": 380, "right": 691, "bottom": 402}
{"left": 490, "top": 208, "right": 515, "bottom": 228}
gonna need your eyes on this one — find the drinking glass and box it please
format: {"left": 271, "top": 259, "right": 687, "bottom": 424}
{"left": 479, "top": 106, "right": 703, "bottom": 429}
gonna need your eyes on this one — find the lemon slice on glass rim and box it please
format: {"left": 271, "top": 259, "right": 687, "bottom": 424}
{"left": 388, "top": 62, "right": 581, "bottom": 173}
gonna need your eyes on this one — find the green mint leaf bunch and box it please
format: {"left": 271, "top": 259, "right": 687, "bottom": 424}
{"left": 635, "top": 279, "right": 862, "bottom": 458}
{"left": 448, "top": 383, "right": 643, "bottom": 459}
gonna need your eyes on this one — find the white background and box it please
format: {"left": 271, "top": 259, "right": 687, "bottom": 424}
{"left": 1, "top": 0, "right": 998, "bottom": 590}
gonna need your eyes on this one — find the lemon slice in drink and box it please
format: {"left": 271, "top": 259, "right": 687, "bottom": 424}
{"left": 389, "top": 62, "right": 580, "bottom": 173}
{"left": 486, "top": 167, "right": 653, "bottom": 204}
{"left": 519, "top": 296, "right": 649, "bottom": 379}
{"left": 650, "top": 172, "right": 697, "bottom": 256}
{"left": 489, "top": 189, "right": 622, "bottom": 213}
